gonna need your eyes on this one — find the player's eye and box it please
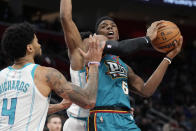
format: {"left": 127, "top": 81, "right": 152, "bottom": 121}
{"left": 112, "top": 24, "right": 117, "bottom": 27}
{"left": 101, "top": 25, "right": 106, "bottom": 29}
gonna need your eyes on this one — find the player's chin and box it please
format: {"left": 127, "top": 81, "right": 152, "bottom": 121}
{"left": 107, "top": 36, "right": 118, "bottom": 41}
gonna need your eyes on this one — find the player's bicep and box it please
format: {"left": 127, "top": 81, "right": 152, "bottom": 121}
{"left": 61, "top": 20, "right": 84, "bottom": 52}
{"left": 62, "top": 21, "right": 85, "bottom": 69}
{"left": 45, "top": 67, "right": 70, "bottom": 99}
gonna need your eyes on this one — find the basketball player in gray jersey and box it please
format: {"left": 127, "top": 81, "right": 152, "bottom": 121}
{"left": 0, "top": 22, "right": 103, "bottom": 131}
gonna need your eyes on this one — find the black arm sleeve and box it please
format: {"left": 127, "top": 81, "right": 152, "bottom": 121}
{"left": 103, "top": 36, "right": 152, "bottom": 56}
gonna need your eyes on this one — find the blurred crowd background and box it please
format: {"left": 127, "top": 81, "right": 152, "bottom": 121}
{"left": 0, "top": 0, "right": 196, "bottom": 130}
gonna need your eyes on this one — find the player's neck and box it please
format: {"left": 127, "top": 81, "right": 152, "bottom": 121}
{"left": 13, "top": 55, "right": 35, "bottom": 69}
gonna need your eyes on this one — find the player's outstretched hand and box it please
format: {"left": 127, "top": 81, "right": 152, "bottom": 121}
{"left": 166, "top": 36, "right": 183, "bottom": 59}
{"left": 79, "top": 34, "right": 104, "bottom": 63}
{"left": 146, "top": 20, "right": 166, "bottom": 41}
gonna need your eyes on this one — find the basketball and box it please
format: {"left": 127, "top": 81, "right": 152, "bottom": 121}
{"left": 152, "top": 21, "right": 181, "bottom": 53}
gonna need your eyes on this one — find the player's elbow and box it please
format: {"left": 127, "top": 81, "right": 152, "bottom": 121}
{"left": 83, "top": 100, "right": 96, "bottom": 109}
{"left": 136, "top": 90, "right": 152, "bottom": 98}
{"left": 139, "top": 85, "right": 153, "bottom": 98}
{"left": 60, "top": 12, "right": 72, "bottom": 22}
{"left": 142, "top": 93, "right": 153, "bottom": 98}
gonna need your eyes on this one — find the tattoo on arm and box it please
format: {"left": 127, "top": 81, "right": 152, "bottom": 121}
{"left": 45, "top": 67, "right": 98, "bottom": 109}
{"left": 46, "top": 68, "right": 67, "bottom": 96}
{"left": 67, "top": 71, "right": 98, "bottom": 109}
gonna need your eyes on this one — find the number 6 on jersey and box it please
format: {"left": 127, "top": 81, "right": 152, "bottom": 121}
{"left": 122, "top": 81, "right": 129, "bottom": 95}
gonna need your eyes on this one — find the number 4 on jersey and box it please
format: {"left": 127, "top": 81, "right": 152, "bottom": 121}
{"left": 1, "top": 98, "right": 17, "bottom": 125}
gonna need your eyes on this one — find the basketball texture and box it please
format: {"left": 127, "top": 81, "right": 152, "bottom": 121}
{"left": 152, "top": 21, "right": 181, "bottom": 53}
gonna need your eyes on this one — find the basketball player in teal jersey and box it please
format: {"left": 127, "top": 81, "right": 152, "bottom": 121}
{"left": 0, "top": 22, "right": 103, "bottom": 131}
{"left": 87, "top": 17, "right": 183, "bottom": 131}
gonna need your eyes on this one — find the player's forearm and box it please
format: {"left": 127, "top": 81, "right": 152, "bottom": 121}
{"left": 60, "top": 0, "right": 72, "bottom": 21}
{"left": 66, "top": 65, "right": 99, "bottom": 109}
{"left": 60, "top": 0, "right": 84, "bottom": 65}
{"left": 104, "top": 36, "right": 151, "bottom": 56}
{"left": 143, "top": 59, "right": 169, "bottom": 97}
{"left": 81, "top": 65, "right": 99, "bottom": 108}
{"left": 48, "top": 104, "right": 65, "bottom": 114}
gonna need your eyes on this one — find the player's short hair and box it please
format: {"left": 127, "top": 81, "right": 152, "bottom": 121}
{"left": 95, "top": 16, "right": 114, "bottom": 33}
{"left": 47, "top": 114, "right": 61, "bottom": 123}
{"left": 80, "top": 31, "right": 93, "bottom": 40}
{"left": 1, "top": 22, "right": 35, "bottom": 61}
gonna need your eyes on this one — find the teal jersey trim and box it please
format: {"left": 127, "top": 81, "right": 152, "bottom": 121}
{"left": 31, "top": 64, "right": 38, "bottom": 80}
{"left": 8, "top": 63, "right": 32, "bottom": 71}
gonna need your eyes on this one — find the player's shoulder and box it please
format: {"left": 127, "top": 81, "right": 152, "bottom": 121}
{"left": 0, "top": 66, "right": 10, "bottom": 74}
{"left": 34, "top": 66, "right": 61, "bottom": 83}
{"left": 36, "top": 66, "right": 58, "bottom": 74}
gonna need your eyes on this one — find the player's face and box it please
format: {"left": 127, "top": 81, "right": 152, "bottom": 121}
{"left": 31, "top": 34, "right": 42, "bottom": 57}
{"left": 47, "top": 117, "right": 62, "bottom": 131}
{"left": 97, "top": 20, "right": 119, "bottom": 40}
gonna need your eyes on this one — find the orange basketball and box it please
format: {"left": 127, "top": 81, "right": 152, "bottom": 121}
{"left": 152, "top": 21, "right": 181, "bottom": 53}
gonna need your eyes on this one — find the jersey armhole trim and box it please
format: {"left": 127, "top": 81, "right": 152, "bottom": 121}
{"left": 31, "top": 64, "right": 48, "bottom": 100}
{"left": 31, "top": 64, "right": 38, "bottom": 80}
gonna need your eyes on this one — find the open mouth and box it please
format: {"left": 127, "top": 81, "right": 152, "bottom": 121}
{"left": 107, "top": 31, "right": 114, "bottom": 39}
{"left": 108, "top": 31, "right": 114, "bottom": 35}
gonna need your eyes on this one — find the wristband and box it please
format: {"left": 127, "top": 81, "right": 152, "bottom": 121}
{"left": 88, "top": 61, "right": 100, "bottom": 67}
{"left": 164, "top": 56, "right": 172, "bottom": 64}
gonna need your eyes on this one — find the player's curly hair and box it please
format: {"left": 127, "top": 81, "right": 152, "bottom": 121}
{"left": 1, "top": 22, "right": 35, "bottom": 61}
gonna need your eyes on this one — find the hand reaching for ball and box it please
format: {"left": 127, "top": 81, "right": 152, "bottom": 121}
{"left": 166, "top": 36, "right": 183, "bottom": 60}
{"left": 146, "top": 20, "right": 166, "bottom": 42}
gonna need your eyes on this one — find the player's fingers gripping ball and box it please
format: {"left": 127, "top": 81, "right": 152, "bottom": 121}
{"left": 152, "top": 21, "right": 181, "bottom": 53}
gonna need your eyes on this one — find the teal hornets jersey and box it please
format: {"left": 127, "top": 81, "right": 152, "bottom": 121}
{"left": 95, "top": 54, "right": 131, "bottom": 109}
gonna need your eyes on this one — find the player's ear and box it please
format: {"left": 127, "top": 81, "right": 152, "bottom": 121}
{"left": 27, "top": 44, "right": 33, "bottom": 53}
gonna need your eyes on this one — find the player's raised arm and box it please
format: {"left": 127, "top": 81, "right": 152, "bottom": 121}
{"left": 127, "top": 36, "right": 183, "bottom": 97}
{"left": 60, "top": 0, "right": 84, "bottom": 70}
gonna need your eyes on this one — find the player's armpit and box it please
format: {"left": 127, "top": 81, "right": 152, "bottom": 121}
{"left": 127, "top": 65, "right": 147, "bottom": 97}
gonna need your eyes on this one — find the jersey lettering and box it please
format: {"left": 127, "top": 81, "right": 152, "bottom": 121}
{"left": 105, "top": 61, "right": 127, "bottom": 79}
{"left": 0, "top": 80, "right": 29, "bottom": 94}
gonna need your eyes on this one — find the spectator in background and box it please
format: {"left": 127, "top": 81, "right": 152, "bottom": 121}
{"left": 47, "top": 114, "right": 62, "bottom": 131}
